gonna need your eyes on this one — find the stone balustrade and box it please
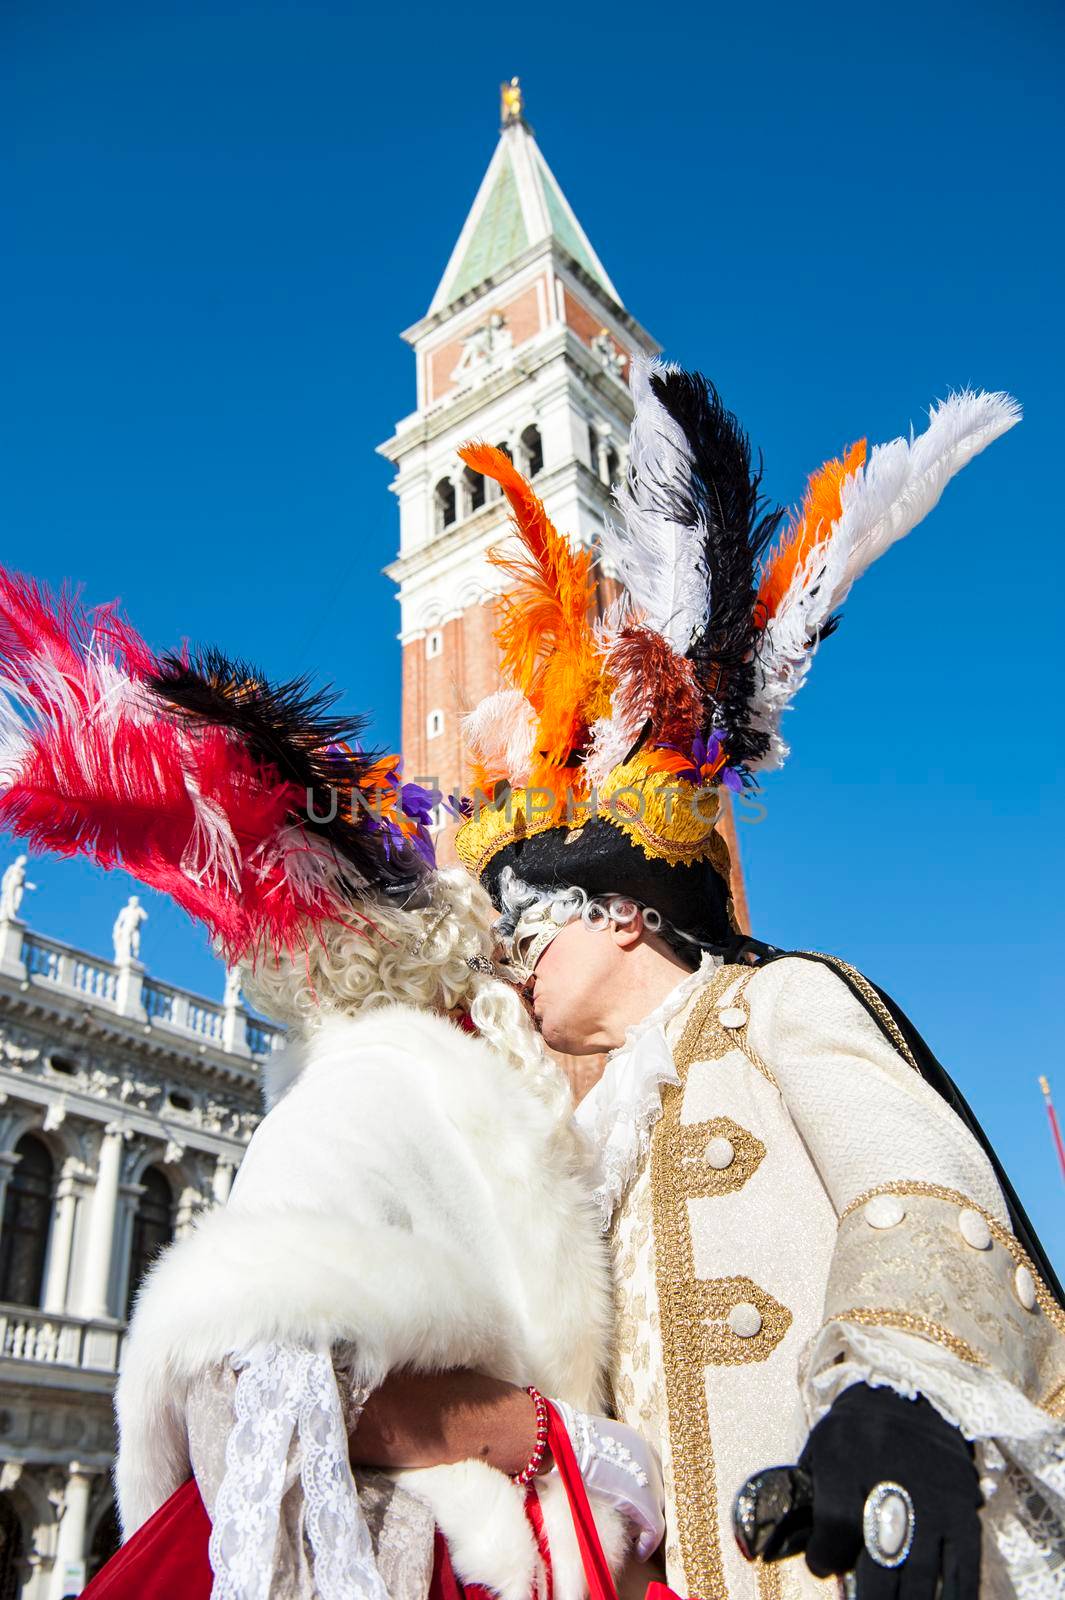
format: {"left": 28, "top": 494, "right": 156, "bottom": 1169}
{"left": 16, "top": 932, "right": 283, "bottom": 1059}
{"left": 0, "top": 1302, "right": 122, "bottom": 1378}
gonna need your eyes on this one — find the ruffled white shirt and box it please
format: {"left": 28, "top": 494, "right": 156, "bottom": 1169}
{"left": 574, "top": 955, "right": 718, "bottom": 1231}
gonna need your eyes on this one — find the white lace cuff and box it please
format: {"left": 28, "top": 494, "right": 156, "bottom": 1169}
{"left": 801, "top": 1320, "right": 1059, "bottom": 1445}
{"left": 209, "top": 1341, "right": 390, "bottom": 1600}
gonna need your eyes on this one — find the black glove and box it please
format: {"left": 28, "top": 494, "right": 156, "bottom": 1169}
{"left": 799, "top": 1383, "right": 982, "bottom": 1598}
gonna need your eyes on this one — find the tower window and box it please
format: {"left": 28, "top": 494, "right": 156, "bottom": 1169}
{"left": 434, "top": 478, "right": 457, "bottom": 533}
{"left": 462, "top": 466, "right": 486, "bottom": 516}
{"left": 519, "top": 425, "right": 544, "bottom": 479}
{"left": 426, "top": 630, "right": 443, "bottom": 659}
{"left": 427, "top": 709, "right": 445, "bottom": 740}
{"left": 605, "top": 446, "right": 620, "bottom": 488}
{"left": 587, "top": 424, "right": 600, "bottom": 473}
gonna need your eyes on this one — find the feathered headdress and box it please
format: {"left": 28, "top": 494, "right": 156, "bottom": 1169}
{"left": 454, "top": 357, "right": 1020, "bottom": 937}
{"left": 0, "top": 571, "right": 435, "bottom": 964}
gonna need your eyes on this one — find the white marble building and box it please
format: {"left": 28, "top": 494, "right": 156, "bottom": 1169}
{"left": 0, "top": 867, "right": 281, "bottom": 1598}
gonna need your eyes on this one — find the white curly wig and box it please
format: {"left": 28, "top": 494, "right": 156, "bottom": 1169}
{"left": 241, "top": 867, "right": 568, "bottom": 1119}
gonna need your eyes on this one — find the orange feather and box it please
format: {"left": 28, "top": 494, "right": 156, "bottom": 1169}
{"left": 459, "top": 442, "right": 603, "bottom": 775}
{"left": 756, "top": 439, "right": 867, "bottom": 622}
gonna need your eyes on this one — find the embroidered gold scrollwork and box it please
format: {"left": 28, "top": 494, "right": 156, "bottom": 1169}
{"left": 650, "top": 967, "right": 793, "bottom": 1598}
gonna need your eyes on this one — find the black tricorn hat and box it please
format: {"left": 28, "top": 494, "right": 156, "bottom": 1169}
{"left": 477, "top": 812, "right": 737, "bottom": 951}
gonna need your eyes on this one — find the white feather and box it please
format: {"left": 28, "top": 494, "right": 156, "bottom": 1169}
{"left": 748, "top": 390, "right": 1020, "bottom": 771}
{"left": 0, "top": 681, "right": 32, "bottom": 788}
{"left": 600, "top": 355, "right": 710, "bottom": 654}
{"left": 461, "top": 690, "right": 537, "bottom": 788}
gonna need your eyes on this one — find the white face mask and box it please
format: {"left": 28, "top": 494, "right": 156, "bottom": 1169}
{"left": 494, "top": 868, "right": 662, "bottom": 981}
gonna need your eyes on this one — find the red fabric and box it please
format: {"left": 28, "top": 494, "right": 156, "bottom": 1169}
{"left": 80, "top": 1479, "right": 213, "bottom": 1600}
{"left": 80, "top": 1482, "right": 513, "bottom": 1600}
{"left": 524, "top": 1484, "right": 553, "bottom": 1600}
{"left": 544, "top": 1403, "right": 686, "bottom": 1600}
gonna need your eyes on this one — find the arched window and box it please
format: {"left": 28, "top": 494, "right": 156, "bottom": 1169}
{"left": 0, "top": 1134, "right": 54, "bottom": 1308}
{"left": 519, "top": 425, "right": 544, "bottom": 479}
{"left": 425, "top": 630, "right": 443, "bottom": 660}
{"left": 87, "top": 1499, "right": 121, "bottom": 1582}
{"left": 605, "top": 446, "right": 620, "bottom": 488}
{"left": 426, "top": 709, "right": 444, "bottom": 741}
{"left": 125, "top": 1167, "right": 174, "bottom": 1319}
{"left": 462, "top": 466, "right": 486, "bottom": 516}
{"left": 484, "top": 442, "right": 511, "bottom": 501}
{"left": 0, "top": 1494, "right": 26, "bottom": 1600}
{"left": 587, "top": 423, "right": 600, "bottom": 474}
{"left": 434, "top": 478, "right": 456, "bottom": 534}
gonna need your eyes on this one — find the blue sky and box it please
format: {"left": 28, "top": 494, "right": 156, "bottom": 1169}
{"left": 5, "top": 0, "right": 1063, "bottom": 1261}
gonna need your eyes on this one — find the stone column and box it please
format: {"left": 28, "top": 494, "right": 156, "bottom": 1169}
{"left": 78, "top": 1125, "right": 124, "bottom": 1320}
{"left": 113, "top": 959, "right": 146, "bottom": 1021}
{"left": 0, "top": 915, "right": 26, "bottom": 979}
{"left": 221, "top": 1003, "right": 250, "bottom": 1058}
{"left": 0, "top": 1146, "right": 19, "bottom": 1221}
{"left": 49, "top": 1462, "right": 94, "bottom": 1600}
{"left": 212, "top": 1159, "right": 234, "bottom": 1206}
{"left": 595, "top": 434, "right": 613, "bottom": 486}
{"left": 42, "top": 1163, "right": 80, "bottom": 1314}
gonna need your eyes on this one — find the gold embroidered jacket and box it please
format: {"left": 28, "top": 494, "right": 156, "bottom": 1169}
{"left": 607, "top": 956, "right": 1064, "bottom": 1600}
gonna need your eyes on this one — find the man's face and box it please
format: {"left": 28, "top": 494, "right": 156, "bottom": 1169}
{"left": 526, "top": 915, "right": 624, "bottom": 1055}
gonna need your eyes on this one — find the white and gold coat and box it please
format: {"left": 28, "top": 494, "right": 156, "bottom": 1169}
{"left": 580, "top": 955, "right": 1065, "bottom": 1600}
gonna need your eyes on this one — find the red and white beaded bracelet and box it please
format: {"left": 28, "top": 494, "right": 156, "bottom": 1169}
{"left": 512, "top": 1385, "right": 550, "bottom": 1487}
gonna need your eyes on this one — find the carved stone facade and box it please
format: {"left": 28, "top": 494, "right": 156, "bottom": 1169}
{"left": 0, "top": 889, "right": 280, "bottom": 1598}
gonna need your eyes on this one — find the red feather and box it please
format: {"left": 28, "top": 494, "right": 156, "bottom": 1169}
{"left": 0, "top": 569, "right": 357, "bottom": 964}
{"left": 607, "top": 626, "right": 705, "bottom": 748}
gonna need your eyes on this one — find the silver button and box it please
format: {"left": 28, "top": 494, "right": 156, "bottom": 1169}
{"left": 1014, "top": 1265, "right": 1038, "bottom": 1312}
{"left": 864, "top": 1195, "right": 906, "bottom": 1230}
{"left": 728, "top": 1302, "right": 763, "bottom": 1338}
{"left": 718, "top": 1005, "right": 747, "bottom": 1029}
{"left": 704, "top": 1136, "right": 735, "bottom": 1170}
{"left": 958, "top": 1208, "right": 992, "bottom": 1251}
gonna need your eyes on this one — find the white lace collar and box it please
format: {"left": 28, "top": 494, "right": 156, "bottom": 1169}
{"left": 574, "top": 954, "right": 718, "bottom": 1230}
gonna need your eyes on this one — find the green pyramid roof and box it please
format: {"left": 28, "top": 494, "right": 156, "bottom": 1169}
{"left": 430, "top": 119, "right": 620, "bottom": 313}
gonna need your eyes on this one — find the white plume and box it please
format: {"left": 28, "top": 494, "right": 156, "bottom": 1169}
{"left": 461, "top": 689, "right": 538, "bottom": 788}
{"left": 600, "top": 355, "right": 710, "bottom": 654}
{"left": 748, "top": 390, "right": 1021, "bottom": 772}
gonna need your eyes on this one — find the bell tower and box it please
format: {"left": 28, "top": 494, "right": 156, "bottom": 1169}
{"left": 380, "top": 82, "right": 750, "bottom": 928}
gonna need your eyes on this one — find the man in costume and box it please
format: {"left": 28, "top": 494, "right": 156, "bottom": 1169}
{"left": 450, "top": 361, "right": 1065, "bottom": 1598}
{"left": 0, "top": 577, "right": 664, "bottom": 1598}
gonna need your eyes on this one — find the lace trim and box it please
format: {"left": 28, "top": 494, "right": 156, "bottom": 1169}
{"left": 209, "top": 1342, "right": 389, "bottom": 1600}
{"left": 802, "top": 1320, "right": 1059, "bottom": 1445}
{"left": 568, "top": 1410, "right": 649, "bottom": 1488}
{"left": 575, "top": 955, "right": 718, "bottom": 1230}
{"left": 802, "top": 1324, "right": 1065, "bottom": 1593}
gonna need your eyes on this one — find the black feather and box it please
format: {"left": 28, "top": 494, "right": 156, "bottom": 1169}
{"left": 648, "top": 368, "right": 784, "bottom": 768}
{"left": 149, "top": 649, "right": 420, "bottom": 886}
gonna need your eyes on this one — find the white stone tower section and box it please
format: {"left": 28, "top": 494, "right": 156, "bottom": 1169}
{"left": 380, "top": 81, "right": 750, "bottom": 927}
{"left": 379, "top": 81, "right": 659, "bottom": 849}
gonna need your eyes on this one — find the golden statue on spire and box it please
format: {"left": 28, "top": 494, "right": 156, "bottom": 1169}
{"left": 500, "top": 77, "right": 524, "bottom": 127}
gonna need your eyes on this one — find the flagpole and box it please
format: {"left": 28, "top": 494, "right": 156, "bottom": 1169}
{"left": 1039, "top": 1076, "right": 1065, "bottom": 1183}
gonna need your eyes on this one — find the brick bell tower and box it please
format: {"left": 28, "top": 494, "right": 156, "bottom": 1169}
{"left": 380, "top": 80, "right": 750, "bottom": 930}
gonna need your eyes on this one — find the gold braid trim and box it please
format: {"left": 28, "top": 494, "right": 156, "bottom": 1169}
{"left": 1042, "top": 1378, "right": 1065, "bottom": 1419}
{"left": 651, "top": 972, "right": 793, "bottom": 1598}
{"left": 841, "top": 1182, "right": 1065, "bottom": 1336}
{"left": 755, "top": 1563, "right": 783, "bottom": 1600}
{"left": 795, "top": 951, "right": 921, "bottom": 1073}
{"left": 829, "top": 1307, "right": 989, "bottom": 1368}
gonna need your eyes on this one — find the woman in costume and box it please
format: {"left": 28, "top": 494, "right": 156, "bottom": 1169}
{"left": 0, "top": 580, "right": 663, "bottom": 1600}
